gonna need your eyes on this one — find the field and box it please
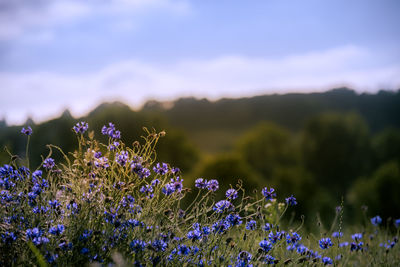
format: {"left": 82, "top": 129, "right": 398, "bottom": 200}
{"left": 1, "top": 122, "right": 399, "bottom": 266}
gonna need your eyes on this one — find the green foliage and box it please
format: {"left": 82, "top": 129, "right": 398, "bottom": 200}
{"left": 348, "top": 161, "right": 400, "bottom": 221}
{"left": 301, "top": 112, "right": 371, "bottom": 193}
{"left": 191, "top": 153, "right": 263, "bottom": 200}
{"left": 236, "top": 122, "right": 297, "bottom": 179}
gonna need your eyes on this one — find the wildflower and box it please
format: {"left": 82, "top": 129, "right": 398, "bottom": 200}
{"left": 351, "top": 233, "right": 363, "bottom": 241}
{"left": 319, "top": 237, "right": 333, "bottom": 249}
{"left": 43, "top": 158, "right": 55, "bottom": 169}
{"left": 246, "top": 220, "right": 256, "bottom": 230}
{"left": 206, "top": 179, "right": 219, "bottom": 191}
{"left": 226, "top": 188, "right": 238, "bottom": 200}
{"left": 177, "top": 244, "right": 190, "bottom": 256}
{"left": 350, "top": 242, "right": 363, "bottom": 251}
{"left": 395, "top": 219, "right": 400, "bottom": 228}
{"left": 26, "top": 227, "right": 49, "bottom": 245}
{"left": 332, "top": 231, "right": 343, "bottom": 238}
{"left": 297, "top": 244, "right": 308, "bottom": 254}
{"left": 140, "top": 184, "right": 154, "bottom": 199}
{"left": 48, "top": 199, "right": 60, "bottom": 208}
{"left": 285, "top": 195, "right": 297, "bottom": 206}
{"left": 268, "top": 231, "right": 282, "bottom": 243}
{"left": 73, "top": 121, "right": 88, "bottom": 134}
{"left": 264, "top": 255, "right": 275, "bottom": 264}
{"left": 262, "top": 187, "right": 276, "bottom": 201}
{"left": 213, "top": 200, "right": 233, "bottom": 213}
{"left": 153, "top": 162, "right": 168, "bottom": 175}
{"left": 195, "top": 178, "right": 207, "bottom": 189}
{"left": 115, "top": 151, "right": 129, "bottom": 166}
{"left": 21, "top": 126, "right": 33, "bottom": 136}
{"left": 236, "top": 251, "right": 252, "bottom": 267}
{"left": 259, "top": 238, "right": 273, "bottom": 252}
{"left": 101, "top": 122, "right": 121, "bottom": 139}
{"left": 131, "top": 161, "right": 150, "bottom": 179}
{"left": 151, "top": 239, "right": 168, "bottom": 252}
{"left": 212, "top": 219, "right": 230, "bottom": 234}
{"left": 49, "top": 224, "right": 65, "bottom": 235}
{"left": 339, "top": 242, "right": 349, "bottom": 247}
{"left": 108, "top": 141, "right": 120, "bottom": 151}
{"left": 1, "top": 231, "right": 17, "bottom": 244}
{"left": 262, "top": 223, "right": 273, "bottom": 231}
{"left": 225, "top": 213, "right": 243, "bottom": 227}
{"left": 371, "top": 215, "right": 382, "bottom": 226}
{"left": 286, "top": 232, "right": 302, "bottom": 244}
{"left": 187, "top": 229, "right": 202, "bottom": 241}
{"left": 322, "top": 257, "right": 333, "bottom": 265}
{"left": 94, "top": 156, "right": 110, "bottom": 169}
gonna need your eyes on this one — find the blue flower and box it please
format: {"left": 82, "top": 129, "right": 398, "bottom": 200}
{"left": 226, "top": 189, "right": 238, "bottom": 200}
{"left": 262, "top": 223, "right": 273, "bottom": 231}
{"left": 195, "top": 178, "right": 207, "bottom": 189}
{"left": 116, "top": 151, "right": 129, "bottom": 166}
{"left": 21, "top": 126, "right": 33, "bottom": 136}
{"left": 351, "top": 233, "right": 362, "bottom": 241}
{"left": 350, "top": 242, "right": 363, "bottom": 251}
{"left": 1, "top": 231, "right": 17, "bottom": 244}
{"left": 213, "top": 200, "right": 233, "bottom": 213}
{"left": 151, "top": 239, "right": 167, "bottom": 252}
{"left": 262, "top": 187, "right": 276, "bottom": 201}
{"left": 246, "top": 220, "right": 256, "bottom": 230}
{"left": 319, "top": 237, "right": 333, "bottom": 249}
{"left": 80, "top": 247, "right": 89, "bottom": 255}
{"left": 73, "top": 121, "right": 89, "bottom": 134}
{"left": 206, "top": 179, "right": 219, "bottom": 191}
{"left": 259, "top": 238, "right": 272, "bottom": 252}
{"left": 187, "top": 229, "right": 202, "bottom": 241}
{"left": 371, "top": 215, "right": 382, "bottom": 226}
{"left": 285, "top": 195, "right": 297, "bottom": 206}
{"left": 101, "top": 122, "right": 121, "bottom": 139}
{"left": 339, "top": 242, "right": 349, "bottom": 247}
{"left": 264, "top": 255, "right": 275, "bottom": 264}
{"left": 235, "top": 251, "right": 252, "bottom": 267}
{"left": 43, "top": 158, "right": 55, "bottom": 169}
{"left": 225, "top": 213, "right": 243, "bottom": 227}
{"left": 49, "top": 224, "right": 65, "bottom": 235}
{"left": 332, "top": 231, "right": 343, "bottom": 238}
{"left": 130, "top": 239, "right": 146, "bottom": 253}
{"left": 322, "top": 257, "right": 333, "bottom": 265}
{"left": 286, "top": 232, "right": 302, "bottom": 244}
{"left": 395, "top": 219, "right": 400, "bottom": 228}
{"left": 268, "top": 231, "right": 282, "bottom": 243}
{"left": 153, "top": 162, "right": 169, "bottom": 175}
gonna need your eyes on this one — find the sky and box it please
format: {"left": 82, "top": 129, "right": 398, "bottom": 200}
{"left": 0, "top": 0, "right": 399, "bottom": 125}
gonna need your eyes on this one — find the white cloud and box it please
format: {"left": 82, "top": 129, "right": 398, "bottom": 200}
{"left": 0, "top": 0, "right": 191, "bottom": 41}
{"left": 0, "top": 45, "right": 399, "bottom": 124}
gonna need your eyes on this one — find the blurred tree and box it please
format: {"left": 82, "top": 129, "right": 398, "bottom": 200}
{"left": 301, "top": 113, "right": 371, "bottom": 193}
{"left": 372, "top": 128, "right": 400, "bottom": 167}
{"left": 191, "top": 153, "right": 263, "bottom": 201}
{"left": 348, "top": 161, "right": 400, "bottom": 221}
{"left": 236, "top": 122, "right": 297, "bottom": 180}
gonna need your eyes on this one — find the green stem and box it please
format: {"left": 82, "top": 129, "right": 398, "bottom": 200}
{"left": 26, "top": 135, "right": 30, "bottom": 169}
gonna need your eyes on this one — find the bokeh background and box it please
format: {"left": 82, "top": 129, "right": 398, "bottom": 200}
{"left": 1, "top": 0, "right": 400, "bottom": 228}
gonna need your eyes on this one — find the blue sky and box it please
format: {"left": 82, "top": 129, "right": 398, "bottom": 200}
{"left": 0, "top": 0, "right": 399, "bottom": 124}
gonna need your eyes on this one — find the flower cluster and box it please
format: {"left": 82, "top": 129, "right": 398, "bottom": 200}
{"left": 0, "top": 123, "right": 398, "bottom": 266}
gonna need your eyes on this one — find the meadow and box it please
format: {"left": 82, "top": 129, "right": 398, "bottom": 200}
{"left": 0, "top": 122, "right": 399, "bottom": 266}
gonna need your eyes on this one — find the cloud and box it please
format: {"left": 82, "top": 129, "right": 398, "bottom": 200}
{"left": 0, "top": 45, "right": 399, "bottom": 124}
{"left": 0, "top": 0, "right": 190, "bottom": 40}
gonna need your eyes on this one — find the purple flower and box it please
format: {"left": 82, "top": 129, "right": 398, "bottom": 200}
{"left": 206, "top": 179, "right": 219, "bottom": 191}
{"left": 213, "top": 200, "right": 233, "bottom": 213}
{"left": 351, "top": 233, "right": 363, "bottom": 241}
{"left": 286, "top": 232, "right": 302, "bottom": 244}
{"left": 21, "top": 126, "right": 33, "bottom": 136}
{"left": 371, "top": 215, "right": 382, "bottom": 226}
{"left": 246, "top": 220, "right": 256, "bottom": 230}
{"left": 322, "top": 257, "right": 333, "bottom": 265}
{"left": 285, "top": 195, "right": 297, "bottom": 206}
{"left": 73, "top": 121, "right": 88, "bottom": 134}
{"left": 262, "top": 187, "right": 276, "bottom": 201}
{"left": 115, "top": 151, "right": 129, "bottom": 166}
{"left": 153, "top": 162, "right": 169, "bottom": 175}
{"left": 225, "top": 188, "right": 238, "bottom": 200}
{"left": 319, "top": 237, "right": 333, "bottom": 249}
{"left": 259, "top": 238, "right": 273, "bottom": 252}
{"left": 195, "top": 178, "right": 207, "bottom": 189}
{"left": 332, "top": 231, "right": 343, "bottom": 238}
{"left": 43, "top": 158, "right": 55, "bottom": 169}
{"left": 395, "top": 219, "right": 400, "bottom": 228}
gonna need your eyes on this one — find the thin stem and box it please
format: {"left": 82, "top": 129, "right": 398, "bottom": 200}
{"left": 26, "top": 135, "right": 30, "bottom": 169}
